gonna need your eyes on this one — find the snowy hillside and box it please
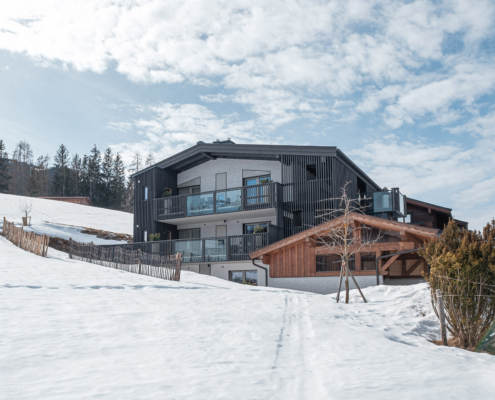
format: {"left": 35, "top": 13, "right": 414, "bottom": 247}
{"left": 0, "top": 193, "right": 133, "bottom": 243}
{"left": 1, "top": 236, "right": 494, "bottom": 399}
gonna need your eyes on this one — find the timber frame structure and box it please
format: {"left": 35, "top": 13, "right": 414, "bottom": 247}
{"left": 249, "top": 212, "right": 439, "bottom": 280}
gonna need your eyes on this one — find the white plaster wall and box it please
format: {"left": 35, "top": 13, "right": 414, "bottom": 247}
{"left": 176, "top": 215, "right": 278, "bottom": 237}
{"left": 268, "top": 275, "right": 383, "bottom": 295}
{"left": 182, "top": 264, "right": 200, "bottom": 274}
{"left": 181, "top": 261, "right": 269, "bottom": 286}
{"left": 177, "top": 158, "right": 282, "bottom": 192}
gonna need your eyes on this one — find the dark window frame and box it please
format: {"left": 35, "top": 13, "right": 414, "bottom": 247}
{"left": 229, "top": 270, "right": 258, "bottom": 286}
{"left": 243, "top": 221, "right": 270, "bottom": 234}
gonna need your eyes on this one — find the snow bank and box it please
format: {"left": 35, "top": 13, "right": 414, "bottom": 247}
{"left": 0, "top": 193, "right": 133, "bottom": 242}
{"left": 1, "top": 237, "right": 494, "bottom": 400}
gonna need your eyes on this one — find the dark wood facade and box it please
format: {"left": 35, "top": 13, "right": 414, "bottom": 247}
{"left": 405, "top": 198, "right": 468, "bottom": 230}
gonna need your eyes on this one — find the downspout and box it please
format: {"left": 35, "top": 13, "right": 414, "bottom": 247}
{"left": 252, "top": 258, "right": 269, "bottom": 287}
{"left": 375, "top": 247, "right": 425, "bottom": 286}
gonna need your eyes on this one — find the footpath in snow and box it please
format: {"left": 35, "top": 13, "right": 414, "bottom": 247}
{"left": 1, "top": 236, "right": 494, "bottom": 400}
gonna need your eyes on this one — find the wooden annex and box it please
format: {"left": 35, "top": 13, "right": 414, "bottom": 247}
{"left": 249, "top": 213, "right": 440, "bottom": 280}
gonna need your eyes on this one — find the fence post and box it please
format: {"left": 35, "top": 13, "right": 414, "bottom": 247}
{"left": 138, "top": 249, "right": 142, "bottom": 274}
{"left": 174, "top": 252, "right": 182, "bottom": 281}
{"left": 69, "top": 238, "right": 73, "bottom": 259}
{"left": 436, "top": 289, "right": 448, "bottom": 346}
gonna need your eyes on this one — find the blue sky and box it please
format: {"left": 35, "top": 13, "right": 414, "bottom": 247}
{"left": 0, "top": 0, "right": 494, "bottom": 229}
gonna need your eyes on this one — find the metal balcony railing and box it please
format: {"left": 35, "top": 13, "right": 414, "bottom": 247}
{"left": 154, "top": 182, "right": 282, "bottom": 221}
{"left": 97, "top": 227, "right": 281, "bottom": 263}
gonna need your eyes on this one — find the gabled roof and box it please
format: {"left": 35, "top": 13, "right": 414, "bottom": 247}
{"left": 249, "top": 212, "right": 439, "bottom": 259}
{"left": 131, "top": 142, "right": 381, "bottom": 191}
{"left": 406, "top": 198, "right": 453, "bottom": 213}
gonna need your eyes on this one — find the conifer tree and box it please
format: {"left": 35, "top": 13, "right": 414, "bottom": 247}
{"left": 71, "top": 154, "right": 82, "bottom": 196}
{"left": 145, "top": 152, "right": 155, "bottom": 167}
{"left": 87, "top": 145, "right": 102, "bottom": 204}
{"left": 130, "top": 151, "right": 142, "bottom": 173}
{"left": 101, "top": 148, "right": 114, "bottom": 208}
{"left": 0, "top": 139, "right": 11, "bottom": 193}
{"left": 52, "top": 144, "right": 71, "bottom": 196}
{"left": 112, "top": 153, "right": 126, "bottom": 210}
{"left": 79, "top": 155, "right": 90, "bottom": 197}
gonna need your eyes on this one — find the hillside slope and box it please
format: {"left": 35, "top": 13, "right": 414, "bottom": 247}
{"left": 1, "top": 237, "right": 494, "bottom": 400}
{"left": 0, "top": 193, "right": 133, "bottom": 243}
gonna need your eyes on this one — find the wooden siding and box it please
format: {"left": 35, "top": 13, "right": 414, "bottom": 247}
{"left": 133, "top": 167, "right": 178, "bottom": 242}
{"left": 269, "top": 241, "right": 316, "bottom": 278}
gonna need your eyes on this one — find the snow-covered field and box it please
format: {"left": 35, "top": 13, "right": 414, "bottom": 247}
{"left": 1, "top": 236, "right": 494, "bottom": 399}
{"left": 0, "top": 193, "right": 133, "bottom": 244}
{"left": 1, "top": 195, "right": 494, "bottom": 399}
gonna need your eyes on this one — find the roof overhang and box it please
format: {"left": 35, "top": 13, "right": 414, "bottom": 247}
{"left": 249, "top": 212, "right": 439, "bottom": 259}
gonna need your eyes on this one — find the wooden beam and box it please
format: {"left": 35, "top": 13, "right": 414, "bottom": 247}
{"left": 400, "top": 231, "right": 423, "bottom": 247}
{"left": 380, "top": 254, "right": 400, "bottom": 272}
{"left": 262, "top": 254, "right": 271, "bottom": 264}
{"left": 355, "top": 252, "right": 361, "bottom": 272}
{"left": 405, "top": 259, "right": 423, "bottom": 276}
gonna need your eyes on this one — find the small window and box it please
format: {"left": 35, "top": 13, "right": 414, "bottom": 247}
{"left": 229, "top": 270, "right": 258, "bottom": 285}
{"left": 306, "top": 164, "right": 316, "bottom": 180}
{"left": 293, "top": 211, "right": 302, "bottom": 227}
{"left": 178, "top": 228, "right": 201, "bottom": 239}
{"left": 143, "top": 230, "right": 147, "bottom": 242}
{"left": 404, "top": 213, "right": 412, "bottom": 223}
{"left": 142, "top": 186, "right": 148, "bottom": 201}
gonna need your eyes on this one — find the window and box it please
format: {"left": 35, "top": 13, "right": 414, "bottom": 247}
{"left": 142, "top": 186, "right": 148, "bottom": 201}
{"left": 306, "top": 164, "right": 316, "bottom": 180}
{"left": 404, "top": 213, "right": 412, "bottom": 224}
{"left": 178, "top": 228, "right": 201, "bottom": 239}
{"left": 244, "top": 222, "right": 269, "bottom": 234}
{"left": 244, "top": 175, "right": 271, "bottom": 205}
{"left": 179, "top": 186, "right": 200, "bottom": 196}
{"left": 316, "top": 255, "right": 355, "bottom": 272}
{"left": 229, "top": 270, "right": 258, "bottom": 285}
{"left": 216, "top": 173, "right": 227, "bottom": 190}
{"left": 293, "top": 211, "right": 302, "bottom": 227}
{"left": 143, "top": 230, "right": 147, "bottom": 242}
{"left": 357, "top": 177, "right": 367, "bottom": 195}
{"left": 361, "top": 252, "right": 376, "bottom": 271}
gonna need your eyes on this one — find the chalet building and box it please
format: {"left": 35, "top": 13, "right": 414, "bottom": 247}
{"left": 249, "top": 213, "right": 439, "bottom": 294}
{"left": 131, "top": 139, "right": 465, "bottom": 293}
{"left": 403, "top": 198, "right": 468, "bottom": 230}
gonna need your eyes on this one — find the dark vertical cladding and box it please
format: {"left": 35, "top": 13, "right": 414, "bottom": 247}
{"left": 281, "top": 154, "right": 378, "bottom": 238}
{"left": 281, "top": 155, "right": 333, "bottom": 238}
{"left": 133, "top": 167, "right": 178, "bottom": 242}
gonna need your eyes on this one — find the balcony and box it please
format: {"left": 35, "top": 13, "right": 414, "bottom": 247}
{"left": 360, "top": 188, "right": 406, "bottom": 218}
{"left": 101, "top": 225, "right": 282, "bottom": 263}
{"left": 154, "top": 182, "right": 282, "bottom": 223}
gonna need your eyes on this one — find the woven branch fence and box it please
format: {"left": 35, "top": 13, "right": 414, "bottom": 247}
{"left": 69, "top": 240, "right": 182, "bottom": 281}
{"left": 2, "top": 217, "right": 49, "bottom": 257}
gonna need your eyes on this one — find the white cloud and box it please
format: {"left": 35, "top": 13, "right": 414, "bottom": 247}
{"left": 109, "top": 102, "right": 282, "bottom": 165}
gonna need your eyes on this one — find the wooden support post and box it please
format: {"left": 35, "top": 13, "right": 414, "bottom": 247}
{"left": 436, "top": 289, "right": 448, "bottom": 346}
{"left": 69, "top": 238, "right": 73, "bottom": 259}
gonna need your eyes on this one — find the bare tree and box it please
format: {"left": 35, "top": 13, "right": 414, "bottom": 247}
{"left": 10, "top": 141, "right": 33, "bottom": 195}
{"left": 129, "top": 151, "right": 142, "bottom": 173}
{"left": 18, "top": 199, "right": 33, "bottom": 226}
{"left": 314, "top": 181, "right": 382, "bottom": 304}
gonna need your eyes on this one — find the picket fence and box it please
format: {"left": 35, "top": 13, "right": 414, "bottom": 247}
{"left": 2, "top": 217, "right": 50, "bottom": 257}
{"left": 69, "top": 240, "right": 182, "bottom": 282}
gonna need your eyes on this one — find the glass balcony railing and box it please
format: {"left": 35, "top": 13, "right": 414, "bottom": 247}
{"left": 361, "top": 188, "right": 406, "bottom": 218}
{"left": 154, "top": 182, "right": 281, "bottom": 221}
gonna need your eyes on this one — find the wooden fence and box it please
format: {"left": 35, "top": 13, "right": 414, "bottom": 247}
{"left": 69, "top": 240, "right": 182, "bottom": 282}
{"left": 2, "top": 217, "right": 49, "bottom": 257}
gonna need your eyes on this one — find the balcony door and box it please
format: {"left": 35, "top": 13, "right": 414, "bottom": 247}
{"left": 244, "top": 175, "right": 271, "bottom": 205}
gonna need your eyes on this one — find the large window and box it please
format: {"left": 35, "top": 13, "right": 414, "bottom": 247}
{"left": 229, "top": 270, "right": 258, "bottom": 285}
{"left": 316, "top": 255, "right": 355, "bottom": 272}
{"left": 244, "top": 175, "right": 271, "bottom": 205}
{"left": 244, "top": 222, "right": 269, "bottom": 234}
{"left": 178, "top": 228, "right": 201, "bottom": 239}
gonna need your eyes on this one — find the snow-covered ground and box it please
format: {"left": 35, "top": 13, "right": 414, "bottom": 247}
{"left": 0, "top": 193, "right": 132, "bottom": 244}
{"left": 1, "top": 236, "right": 494, "bottom": 399}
